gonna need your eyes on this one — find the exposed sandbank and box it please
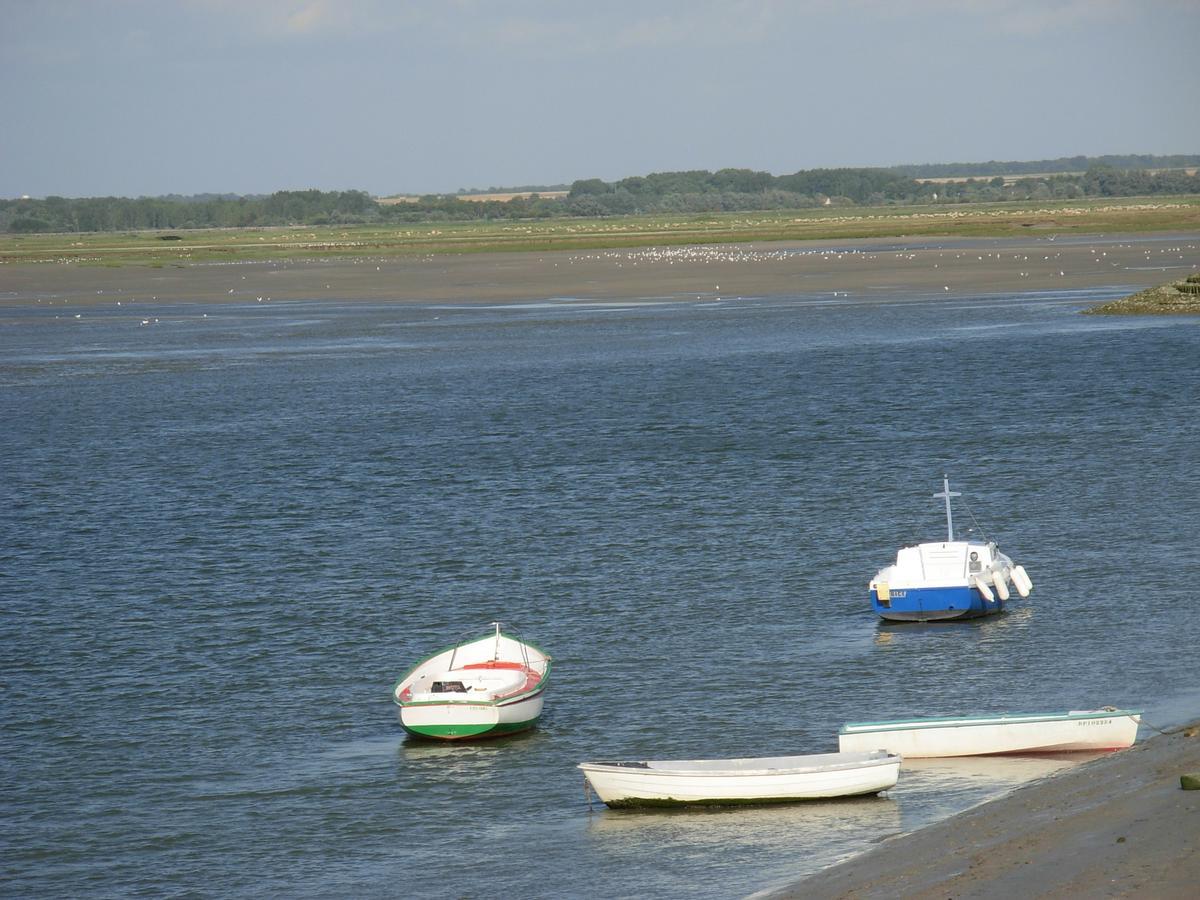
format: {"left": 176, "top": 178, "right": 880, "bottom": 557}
{"left": 768, "top": 720, "right": 1200, "bottom": 899}
{"left": 1086, "top": 277, "right": 1200, "bottom": 315}
{"left": 2, "top": 233, "right": 1197, "bottom": 309}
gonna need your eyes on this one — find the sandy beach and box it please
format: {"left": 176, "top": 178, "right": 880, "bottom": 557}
{"left": 768, "top": 720, "right": 1200, "bottom": 899}
{"left": 2, "top": 233, "right": 1198, "bottom": 309}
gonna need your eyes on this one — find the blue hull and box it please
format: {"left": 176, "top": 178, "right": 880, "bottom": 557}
{"left": 871, "top": 585, "right": 1003, "bottom": 622}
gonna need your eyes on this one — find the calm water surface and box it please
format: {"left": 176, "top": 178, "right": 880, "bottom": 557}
{"left": 3, "top": 278, "right": 1199, "bottom": 898}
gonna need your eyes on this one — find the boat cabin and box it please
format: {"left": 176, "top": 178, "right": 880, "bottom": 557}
{"left": 891, "top": 540, "right": 998, "bottom": 586}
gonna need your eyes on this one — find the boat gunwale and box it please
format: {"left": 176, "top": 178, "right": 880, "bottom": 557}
{"left": 839, "top": 709, "right": 1142, "bottom": 734}
{"left": 578, "top": 752, "right": 901, "bottom": 779}
{"left": 398, "top": 681, "right": 549, "bottom": 709}
{"left": 391, "top": 629, "right": 552, "bottom": 708}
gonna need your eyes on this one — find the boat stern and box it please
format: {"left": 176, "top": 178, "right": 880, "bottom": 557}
{"left": 871, "top": 582, "right": 1002, "bottom": 621}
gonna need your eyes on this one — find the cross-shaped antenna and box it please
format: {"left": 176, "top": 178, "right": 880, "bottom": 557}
{"left": 932, "top": 475, "right": 961, "bottom": 542}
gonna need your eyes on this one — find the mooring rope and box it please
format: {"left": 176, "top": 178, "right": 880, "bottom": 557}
{"left": 1102, "top": 707, "right": 1197, "bottom": 736}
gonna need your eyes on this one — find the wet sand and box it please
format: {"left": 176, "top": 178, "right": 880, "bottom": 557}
{"left": 2, "top": 233, "right": 1197, "bottom": 308}
{"left": 768, "top": 721, "right": 1200, "bottom": 899}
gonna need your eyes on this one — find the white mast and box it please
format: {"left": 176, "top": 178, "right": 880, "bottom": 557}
{"left": 932, "top": 475, "right": 960, "bottom": 542}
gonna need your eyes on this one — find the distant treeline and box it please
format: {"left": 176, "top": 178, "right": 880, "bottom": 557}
{"left": 455, "top": 183, "right": 569, "bottom": 195}
{"left": 4, "top": 155, "right": 1199, "bottom": 233}
{"left": 888, "top": 154, "right": 1200, "bottom": 178}
{"left": 2, "top": 190, "right": 378, "bottom": 234}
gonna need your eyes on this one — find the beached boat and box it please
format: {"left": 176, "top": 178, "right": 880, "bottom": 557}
{"left": 838, "top": 709, "right": 1141, "bottom": 757}
{"left": 392, "top": 622, "right": 551, "bottom": 740}
{"left": 869, "top": 475, "right": 1033, "bottom": 621}
{"left": 578, "top": 750, "right": 900, "bottom": 808}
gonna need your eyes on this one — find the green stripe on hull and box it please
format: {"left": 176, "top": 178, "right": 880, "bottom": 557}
{"left": 401, "top": 717, "right": 541, "bottom": 741}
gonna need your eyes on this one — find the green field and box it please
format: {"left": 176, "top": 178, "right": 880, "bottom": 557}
{"left": 3, "top": 196, "right": 1198, "bottom": 267}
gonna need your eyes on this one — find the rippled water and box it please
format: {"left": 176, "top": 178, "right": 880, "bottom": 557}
{"left": 3, "top": 279, "right": 1199, "bottom": 898}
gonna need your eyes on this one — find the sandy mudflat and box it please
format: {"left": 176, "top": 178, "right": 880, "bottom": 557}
{"left": 767, "top": 721, "right": 1200, "bottom": 899}
{"left": 2, "top": 233, "right": 1198, "bottom": 308}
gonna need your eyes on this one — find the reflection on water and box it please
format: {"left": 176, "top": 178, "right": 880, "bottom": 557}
{"left": 882, "top": 752, "right": 1106, "bottom": 838}
{"left": 897, "top": 751, "right": 1102, "bottom": 810}
{"left": 873, "top": 603, "right": 1036, "bottom": 647}
{"left": 398, "top": 729, "right": 547, "bottom": 774}
{"left": 587, "top": 794, "right": 900, "bottom": 838}
{"left": 587, "top": 796, "right": 902, "bottom": 895}
{"left": 901, "top": 751, "right": 1103, "bottom": 783}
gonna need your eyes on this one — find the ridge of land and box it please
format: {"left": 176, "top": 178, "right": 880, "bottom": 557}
{"left": 2, "top": 197, "right": 1198, "bottom": 267}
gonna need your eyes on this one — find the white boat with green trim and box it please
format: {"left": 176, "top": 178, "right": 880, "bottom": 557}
{"left": 392, "top": 623, "right": 551, "bottom": 741}
{"left": 578, "top": 750, "right": 900, "bottom": 808}
{"left": 838, "top": 708, "right": 1141, "bottom": 758}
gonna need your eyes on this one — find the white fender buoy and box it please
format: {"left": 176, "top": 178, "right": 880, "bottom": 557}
{"left": 992, "top": 569, "right": 1010, "bottom": 602}
{"left": 1011, "top": 565, "right": 1033, "bottom": 598}
{"left": 974, "top": 576, "right": 995, "bottom": 602}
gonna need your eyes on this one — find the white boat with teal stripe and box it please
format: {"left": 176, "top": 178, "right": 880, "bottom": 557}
{"left": 838, "top": 708, "right": 1141, "bottom": 757}
{"left": 393, "top": 623, "right": 551, "bottom": 741}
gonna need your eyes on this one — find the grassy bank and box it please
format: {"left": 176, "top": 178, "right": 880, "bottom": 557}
{"left": 2, "top": 196, "right": 1199, "bottom": 267}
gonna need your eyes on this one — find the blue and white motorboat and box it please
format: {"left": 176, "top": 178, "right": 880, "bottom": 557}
{"left": 868, "top": 476, "right": 1032, "bottom": 622}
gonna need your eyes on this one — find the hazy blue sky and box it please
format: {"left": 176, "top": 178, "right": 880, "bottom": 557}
{"left": 3, "top": 0, "right": 1198, "bottom": 198}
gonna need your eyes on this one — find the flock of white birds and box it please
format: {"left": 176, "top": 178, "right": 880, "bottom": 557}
{"left": 27, "top": 241, "right": 1200, "bottom": 322}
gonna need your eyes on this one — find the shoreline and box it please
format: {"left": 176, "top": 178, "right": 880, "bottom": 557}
{"left": 1085, "top": 277, "right": 1200, "bottom": 315}
{"left": 766, "top": 719, "right": 1200, "bottom": 899}
{"left": 2, "top": 232, "right": 1198, "bottom": 310}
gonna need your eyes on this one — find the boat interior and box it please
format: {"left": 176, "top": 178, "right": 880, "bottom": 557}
{"left": 403, "top": 661, "right": 540, "bottom": 703}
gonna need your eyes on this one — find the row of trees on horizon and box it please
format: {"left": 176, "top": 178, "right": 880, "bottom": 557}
{"left": 3, "top": 155, "right": 1198, "bottom": 234}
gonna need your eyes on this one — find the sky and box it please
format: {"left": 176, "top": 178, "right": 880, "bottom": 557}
{"left": 3, "top": 0, "right": 1199, "bottom": 198}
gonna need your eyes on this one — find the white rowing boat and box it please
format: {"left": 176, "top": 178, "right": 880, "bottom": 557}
{"left": 392, "top": 622, "right": 551, "bottom": 740}
{"left": 578, "top": 750, "right": 900, "bottom": 808}
{"left": 838, "top": 708, "right": 1141, "bottom": 757}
